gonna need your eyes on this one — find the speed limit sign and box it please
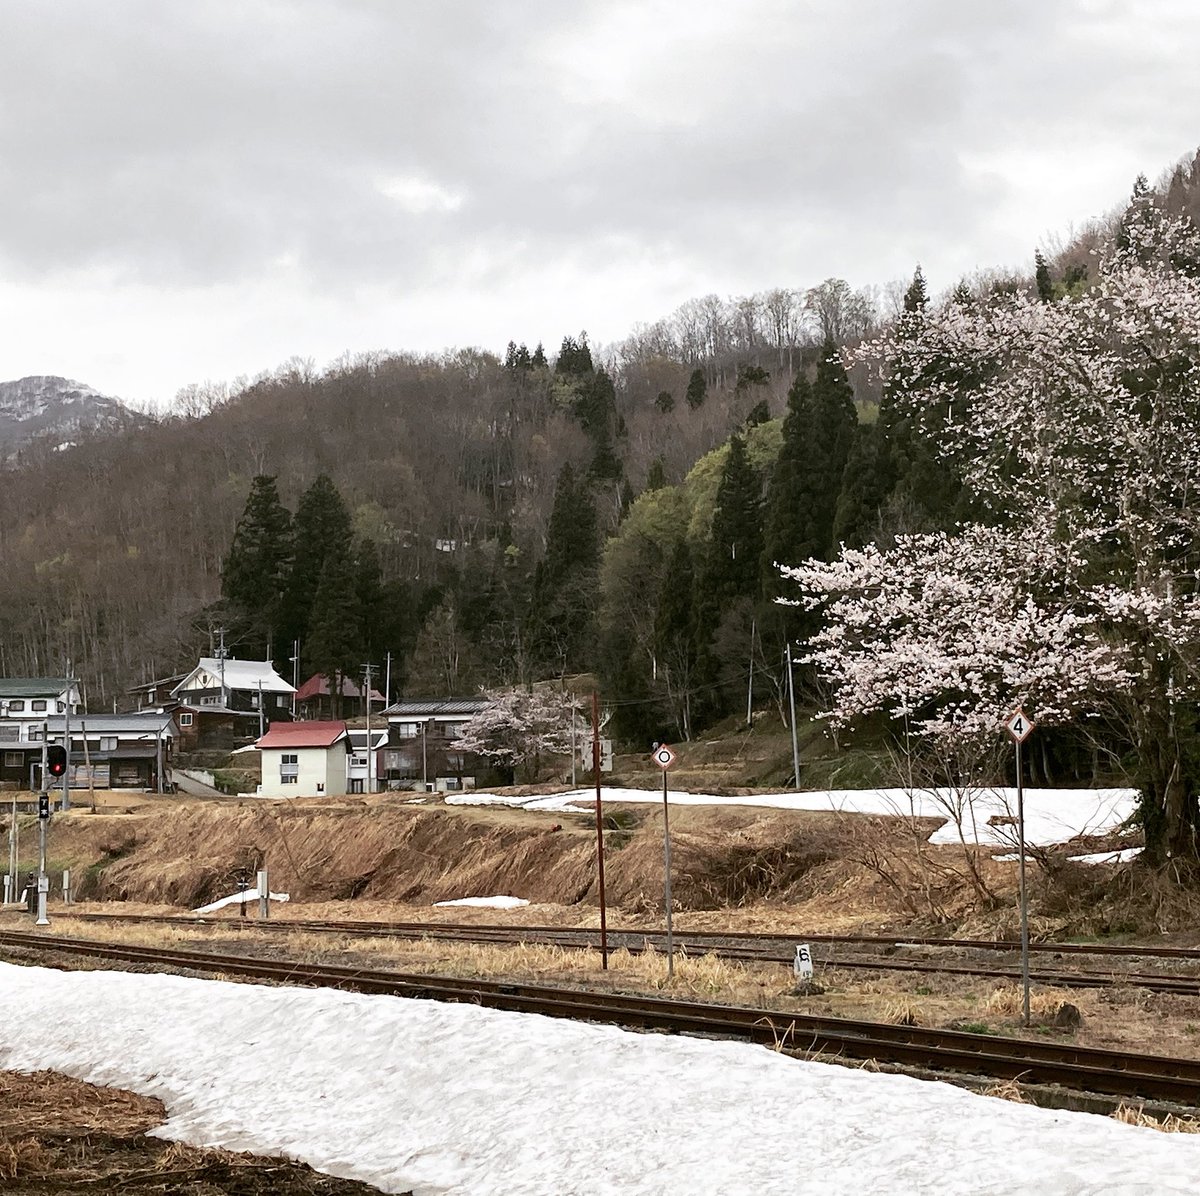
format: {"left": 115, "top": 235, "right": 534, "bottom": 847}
{"left": 652, "top": 744, "right": 676, "bottom": 770}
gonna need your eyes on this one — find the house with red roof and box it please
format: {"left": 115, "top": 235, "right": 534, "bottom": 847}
{"left": 293, "top": 672, "right": 385, "bottom": 721}
{"left": 255, "top": 720, "right": 348, "bottom": 798}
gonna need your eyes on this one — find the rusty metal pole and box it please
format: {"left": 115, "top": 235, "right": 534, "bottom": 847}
{"left": 663, "top": 762, "right": 674, "bottom": 980}
{"left": 591, "top": 690, "right": 609, "bottom": 969}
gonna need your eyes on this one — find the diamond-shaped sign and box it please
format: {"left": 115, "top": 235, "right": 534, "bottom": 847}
{"left": 1006, "top": 708, "right": 1036, "bottom": 743}
{"left": 652, "top": 744, "right": 676, "bottom": 770}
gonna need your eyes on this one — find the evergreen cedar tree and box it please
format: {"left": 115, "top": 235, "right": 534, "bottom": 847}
{"left": 220, "top": 474, "right": 292, "bottom": 655}
{"left": 221, "top": 473, "right": 410, "bottom": 695}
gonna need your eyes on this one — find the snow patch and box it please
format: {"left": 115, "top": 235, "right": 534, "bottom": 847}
{"left": 4, "top": 963, "right": 1200, "bottom": 1193}
{"left": 193, "top": 888, "right": 289, "bottom": 914}
{"left": 445, "top": 785, "right": 1137, "bottom": 849}
{"left": 433, "top": 895, "right": 529, "bottom": 909}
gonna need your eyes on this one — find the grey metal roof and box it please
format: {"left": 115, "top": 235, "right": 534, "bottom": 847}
{"left": 126, "top": 673, "right": 188, "bottom": 694}
{"left": 0, "top": 678, "right": 70, "bottom": 698}
{"left": 382, "top": 698, "right": 490, "bottom": 717}
{"left": 38, "top": 713, "right": 177, "bottom": 734}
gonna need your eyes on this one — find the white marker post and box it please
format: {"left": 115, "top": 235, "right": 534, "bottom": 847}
{"left": 652, "top": 743, "right": 677, "bottom": 980}
{"left": 1006, "top": 706, "right": 1036, "bottom": 1027}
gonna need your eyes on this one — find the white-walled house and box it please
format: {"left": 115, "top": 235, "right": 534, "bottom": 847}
{"left": 346, "top": 728, "right": 389, "bottom": 794}
{"left": 255, "top": 721, "right": 348, "bottom": 798}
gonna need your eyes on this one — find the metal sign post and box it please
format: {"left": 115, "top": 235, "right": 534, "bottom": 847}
{"left": 1006, "top": 707, "right": 1036, "bottom": 1027}
{"left": 653, "top": 743, "right": 677, "bottom": 980}
{"left": 591, "top": 692, "right": 609, "bottom": 970}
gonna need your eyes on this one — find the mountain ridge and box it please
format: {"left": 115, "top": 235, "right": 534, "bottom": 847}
{"left": 0, "top": 374, "right": 144, "bottom": 459}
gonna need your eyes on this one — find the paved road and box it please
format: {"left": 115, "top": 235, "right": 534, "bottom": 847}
{"left": 172, "top": 772, "right": 227, "bottom": 799}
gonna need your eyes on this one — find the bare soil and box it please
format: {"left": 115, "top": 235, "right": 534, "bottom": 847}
{"left": 0, "top": 1070, "right": 388, "bottom": 1193}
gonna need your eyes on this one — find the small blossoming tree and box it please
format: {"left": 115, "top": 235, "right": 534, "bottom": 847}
{"left": 455, "top": 688, "right": 580, "bottom": 783}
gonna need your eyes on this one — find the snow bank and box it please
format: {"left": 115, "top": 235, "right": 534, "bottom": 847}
{"left": 446, "top": 785, "right": 1137, "bottom": 849}
{"left": 193, "top": 888, "right": 290, "bottom": 914}
{"left": 1069, "top": 847, "right": 1144, "bottom": 865}
{"left": 433, "top": 895, "right": 529, "bottom": 909}
{"left": 4, "top": 963, "right": 1200, "bottom": 1194}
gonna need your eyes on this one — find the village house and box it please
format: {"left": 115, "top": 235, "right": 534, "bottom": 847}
{"left": 0, "top": 710, "right": 176, "bottom": 791}
{"left": 255, "top": 721, "right": 348, "bottom": 798}
{"left": 346, "top": 727, "right": 389, "bottom": 793}
{"left": 294, "top": 673, "right": 385, "bottom": 721}
{"left": 380, "top": 697, "right": 494, "bottom": 791}
{"left": 170, "top": 658, "right": 296, "bottom": 750}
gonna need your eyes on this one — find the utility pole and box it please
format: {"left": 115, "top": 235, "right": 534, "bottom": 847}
{"left": 62, "top": 661, "right": 72, "bottom": 812}
{"left": 746, "top": 619, "right": 755, "bottom": 727}
{"left": 290, "top": 639, "right": 300, "bottom": 718}
{"left": 384, "top": 651, "right": 392, "bottom": 710}
{"left": 362, "top": 663, "right": 376, "bottom": 794}
{"left": 215, "top": 628, "right": 229, "bottom": 708}
{"left": 786, "top": 642, "right": 801, "bottom": 790}
{"left": 257, "top": 679, "right": 265, "bottom": 738}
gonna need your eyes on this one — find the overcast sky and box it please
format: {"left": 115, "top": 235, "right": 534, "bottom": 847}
{"left": 1, "top": 0, "right": 1198, "bottom": 407}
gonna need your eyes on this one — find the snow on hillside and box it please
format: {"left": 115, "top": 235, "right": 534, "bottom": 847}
{"left": 0, "top": 374, "right": 141, "bottom": 455}
{"left": 445, "top": 786, "right": 1138, "bottom": 850}
{"left": 3, "top": 962, "right": 1200, "bottom": 1194}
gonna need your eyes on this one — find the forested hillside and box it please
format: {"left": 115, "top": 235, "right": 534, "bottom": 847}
{"left": 2, "top": 150, "right": 1198, "bottom": 743}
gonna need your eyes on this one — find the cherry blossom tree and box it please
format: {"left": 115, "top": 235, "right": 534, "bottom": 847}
{"left": 784, "top": 202, "right": 1200, "bottom": 863}
{"left": 455, "top": 688, "right": 580, "bottom": 782}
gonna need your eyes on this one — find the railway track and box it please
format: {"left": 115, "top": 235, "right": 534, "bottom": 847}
{"left": 3, "top": 927, "right": 1199, "bottom": 1106}
{"left": 61, "top": 912, "right": 1200, "bottom": 997}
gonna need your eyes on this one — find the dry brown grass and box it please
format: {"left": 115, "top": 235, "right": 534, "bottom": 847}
{"left": 984, "top": 984, "right": 1077, "bottom": 1021}
{"left": 0, "top": 1138, "right": 50, "bottom": 1180}
{"left": 48, "top": 917, "right": 782, "bottom": 1005}
{"left": 1112, "top": 1104, "right": 1200, "bottom": 1133}
{"left": 983, "top": 1079, "right": 1030, "bottom": 1104}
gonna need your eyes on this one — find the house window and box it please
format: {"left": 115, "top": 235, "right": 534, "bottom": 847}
{"left": 349, "top": 754, "right": 367, "bottom": 767}
{"left": 99, "top": 736, "right": 118, "bottom": 752}
{"left": 395, "top": 722, "right": 419, "bottom": 738}
{"left": 251, "top": 692, "right": 260, "bottom": 708}
{"left": 4, "top": 752, "right": 21, "bottom": 767}
{"left": 56, "top": 701, "right": 65, "bottom": 713}
{"left": 7, "top": 700, "right": 24, "bottom": 712}
{"left": 31, "top": 700, "right": 47, "bottom": 712}
{"left": 200, "top": 695, "right": 219, "bottom": 706}
{"left": 179, "top": 713, "right": 194, "bottom": 727}
{"left": 280, "top": 752, "right": 299, "bottom": 783}
{"left": 276, "top": 694, "right": 288, "bottom": 707}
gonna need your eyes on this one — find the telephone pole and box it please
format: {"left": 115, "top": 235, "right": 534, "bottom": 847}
{"left": 62, "top": 660, "right": 73, "bottom": 812}
{"left": 215, "top": 627, "right": 229, "bottom": 707}
{"left": 362, "top": 663, "right": 376, "bottom": 794}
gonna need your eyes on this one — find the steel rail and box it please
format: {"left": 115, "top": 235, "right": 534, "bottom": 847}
{"left": 2, "top": 928, "right": 1200, "bottom": 1105}
{"left": 66, "top": 911, "right": 1200, "bottom": 961}
{"left": 60, "top": 913, "right": 1200, "bottom": 996}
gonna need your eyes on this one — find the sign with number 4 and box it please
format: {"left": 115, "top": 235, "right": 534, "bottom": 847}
{"left": 793, "top": 944, "right": 814, "bottom": 981}
{"left": 1006, "top": 708, "right": 1036, "bottom": 743}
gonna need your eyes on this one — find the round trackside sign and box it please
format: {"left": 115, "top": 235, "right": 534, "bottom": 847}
{"left": 652, "top": 744, "right": 676, "bottom": 770}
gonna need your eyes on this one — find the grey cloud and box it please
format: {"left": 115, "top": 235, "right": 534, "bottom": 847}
{"left": 0, "top": 0, "right": 1198, "bottom": 366}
